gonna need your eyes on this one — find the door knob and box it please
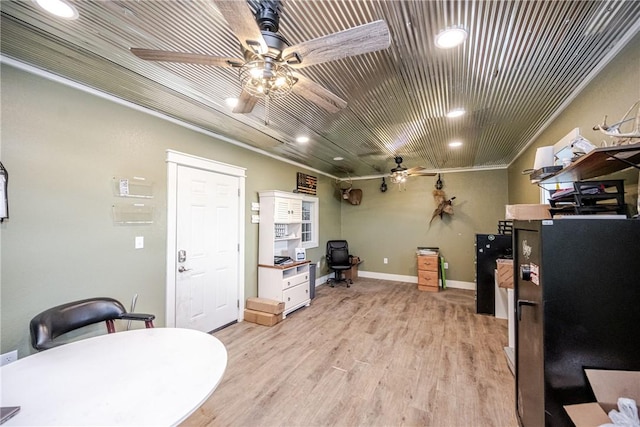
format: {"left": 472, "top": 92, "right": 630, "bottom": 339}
{"left": 178, "top": 266, "right": 192, "bottom": 273}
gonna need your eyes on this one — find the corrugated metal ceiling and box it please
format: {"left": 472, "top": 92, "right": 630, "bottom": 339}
{"left": 1, "top": 0, "right": 639, "bottom": 178}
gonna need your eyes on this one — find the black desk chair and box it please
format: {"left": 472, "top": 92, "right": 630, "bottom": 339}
{"left": 326, "top": 240, "right": 353, "bottom": 288}
{"left": 30, "top": 297, "right": 155, "bottom": 351}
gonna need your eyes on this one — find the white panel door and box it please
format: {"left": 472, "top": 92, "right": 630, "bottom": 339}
{"left": 175, "top": 165, "right": 239, "bottom": 332}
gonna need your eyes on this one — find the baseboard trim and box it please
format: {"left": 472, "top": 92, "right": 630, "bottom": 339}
{"left": 357, "top": 270, "right": 476, "bottom": 291}
{"left": 316, "top": 271, "right": 475, "bottom": 291}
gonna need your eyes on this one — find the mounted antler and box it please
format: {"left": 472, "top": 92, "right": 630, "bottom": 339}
{"left": 335, "top": 178, "right": 363, "bottom": 205}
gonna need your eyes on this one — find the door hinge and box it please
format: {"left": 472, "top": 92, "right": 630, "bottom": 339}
{"left": 238, "top": 188, "right": 240, "bottom": 197}
{"left": 238, "top": 243, "right": 240, "bottom": 252}
{"left": 237, "top": 299, "right": 240, "bottom": 308}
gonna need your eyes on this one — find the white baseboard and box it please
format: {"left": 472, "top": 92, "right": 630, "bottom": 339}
{"left": 316, "top": 271, "right": 475, "bottom": 291}
{"left": 358, "top": 270, "right": 476, "bottom": 291}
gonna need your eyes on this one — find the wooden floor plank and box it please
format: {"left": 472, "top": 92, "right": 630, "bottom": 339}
{"left": 182, "top": 278, "right": 517, "bottom": 427}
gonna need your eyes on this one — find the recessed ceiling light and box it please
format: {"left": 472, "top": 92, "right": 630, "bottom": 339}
{"left": 446, "top": 108, "right": 466, "bottom": 118}
{"left": 435, "top": 28, "right": 468, "bottom": 49}
{"left": 296, "top": 136, "right": 310, "bottom": 144}
{"left": 333, "top": 157, "right": 344, "bottom": 161}
{"left": 225, "top": 97, "right": 239, "bottom": 108}
{"left": 33, "top": 0, "right": 79, "bottom": 19}
{"left": 449, "top": 141, "right": 463, "bottom": 148}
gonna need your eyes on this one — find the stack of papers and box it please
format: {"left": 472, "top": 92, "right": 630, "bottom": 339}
{"left": 416, "top": 249, "right": 437, "bottom": 256}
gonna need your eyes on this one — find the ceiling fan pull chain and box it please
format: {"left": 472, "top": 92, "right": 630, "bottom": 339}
{"left": 264, "top": 96, "right": 270, "bottom": 126}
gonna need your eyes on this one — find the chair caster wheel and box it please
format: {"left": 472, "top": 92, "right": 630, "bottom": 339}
{"left": 347, "top": 284, "right": 351, "bottom": 288}
{"left": 330, "top": 284, "right": 334, "bottom": 288}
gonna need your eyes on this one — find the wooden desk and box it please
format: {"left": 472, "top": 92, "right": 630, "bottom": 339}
{"left": 0, "top": 328, "right": 227, "bottom": 426}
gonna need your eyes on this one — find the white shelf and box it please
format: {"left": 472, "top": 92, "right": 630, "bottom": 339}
{"left": 258, "top": 191, "right": 311, "bottom": 317}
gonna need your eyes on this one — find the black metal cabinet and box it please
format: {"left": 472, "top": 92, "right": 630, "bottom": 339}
{"left": 475, "top": 234, "right": 512, "bottom": 314}
{"left": 514, "top": 219, "right": 640, "bottom": 427}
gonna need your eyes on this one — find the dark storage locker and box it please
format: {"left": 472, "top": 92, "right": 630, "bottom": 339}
{"left": 475, "top": 233, "right": 512, "bottom": 314}
{"left": 514, "top": 219, "right": 640, "bottom": 427}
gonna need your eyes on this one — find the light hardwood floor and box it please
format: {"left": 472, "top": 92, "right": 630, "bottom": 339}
{"left": 183, "top": 278, "right": 517, "bottom": 427}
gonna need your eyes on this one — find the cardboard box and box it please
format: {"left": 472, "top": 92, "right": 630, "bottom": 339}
{"left": 505, "top": 204, "right": 552, "bottom": 220}
{"left": 245, "top": 297, "right": 285, "bottom": 315}
{"left": 243, "top": 308, "right": 283, "bottom": 326}
{"left": 344, "top": 256, "right": 361, "bottom": 281}
{"left": 496, "top": 259, "right": 514, "bottom": 289}
{"left": 564, "top": 370, "right": 640, "bottom": 427}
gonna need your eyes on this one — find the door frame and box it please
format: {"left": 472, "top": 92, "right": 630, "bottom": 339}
{"left": 165, "top": 149, "right": 246, "bottom": 327}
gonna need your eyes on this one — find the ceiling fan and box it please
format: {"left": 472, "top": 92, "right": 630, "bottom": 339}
{"left": 389, "top": 156, "right": 436, "bottom": 184}
{"left": 130, "top": 0, "right": 391, "bottom": 118}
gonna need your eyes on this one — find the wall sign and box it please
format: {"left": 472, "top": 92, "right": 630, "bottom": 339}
{"left": 296, "top": 172, "right": 317, "bottom": 195}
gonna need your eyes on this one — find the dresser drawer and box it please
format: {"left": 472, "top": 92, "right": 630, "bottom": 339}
{"left": 282, "top": 272, "right": 309, "bottom": 290}
{"left": 418, "top": 270, "right": 438, "bottom": 286}
{"left": 283, "top": 283, "right": 310, "bottom": 310}
{"left": 417, "top": 255, "right": 439, "bottom": 271}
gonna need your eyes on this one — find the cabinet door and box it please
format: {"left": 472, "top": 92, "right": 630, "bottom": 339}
{"left": 515, "top": 228, "right": 544, "bottom": 427}
{"left": 274, "top": 198, "right": 292, "bottom": 223}
{"left": 273, "top": 197, "right": 302, "bottom": 223}
{"left": 283, "top": 282, "right": 310, "bottom": 311}
{"left": 288, "top": 198, "right": 302, "bottom": 222}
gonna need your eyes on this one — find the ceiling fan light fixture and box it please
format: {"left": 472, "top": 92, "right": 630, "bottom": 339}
{"left": 390, "top": 170, "right": 408, "bottom": 184}
{"left": 225, "top": 97, "right": 239, "bottom": 108}
{"left": 296, "top": 136, "right": 309, "bottom": 143}
{"left": 239, "top": 59, "right": 294, "bottom": 99}
{"left": 249, "top": 67, "right": 263, "bottom": 79}
{"left": 33, "top": 0, "right": 79, "bottom": 19}
{"left": 449, "top": 141, "right": 464, "bottom": 148}
{"left": 446, "top": 108, "right": 466, "bottom": 118}
{"left": 435, "top": 28, "right": 468, "bottom": 49}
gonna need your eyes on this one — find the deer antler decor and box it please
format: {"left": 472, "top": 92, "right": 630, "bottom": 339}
{"left": 335, "top": 179, "right": 363, "bottom": 205}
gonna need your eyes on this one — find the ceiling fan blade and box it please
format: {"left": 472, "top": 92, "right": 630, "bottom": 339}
{"left": 283, "top": 20, "right": 390, "bottom": 68}
{"left": 291, "top": 73, "right": 347, "bottom": 114}
{"left": 407, "top": 167, "right": 436, "bottom": 176}
{"left": 130, "top": 48, "right": 242, "bottom": 67}
{"left": 213, "top": 0, "right": 267, "bottom": 54}
{"left": 232, "top": 89, "right": 259, "bottom": 114}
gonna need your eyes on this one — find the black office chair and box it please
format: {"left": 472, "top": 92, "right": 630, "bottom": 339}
{"left": 29, "top": 297, "right": 155, "bottom": 351}
{"left": 326, "top": 240, "right": 353, "bottom": 288}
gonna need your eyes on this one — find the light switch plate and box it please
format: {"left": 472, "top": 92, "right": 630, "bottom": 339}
{"left": 135, "top": 236, "right": 144, "bottom": 249}
{"left": 251, "top": 202, "right": 260, "bottom": 211}
{"left": 251, "top": 215, "right": 260, "bottom": 224}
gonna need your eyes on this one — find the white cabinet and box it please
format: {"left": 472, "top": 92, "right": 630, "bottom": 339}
{"left": 274, "top": 197, "right": 302, "bottom": 223}
{"left": 258, "top": 262, "right": 310, "bottom": 317}
{"left": 258, "top": 191, "right": 305, "bottom": 265}
{"left": 258, "top": 191, "right": 311, "bottom": 316}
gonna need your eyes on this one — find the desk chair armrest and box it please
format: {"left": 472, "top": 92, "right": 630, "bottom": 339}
{"left": 119, "top": 312, "right": 155, "bottom": 328}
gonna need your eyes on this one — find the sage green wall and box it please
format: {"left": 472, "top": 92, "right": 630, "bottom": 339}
{"left": 508, "top": 32, "right": 640, "bottom": 211}
{"left": 340, "top": 169, "right": 508, "bottom": 283}
{"left": 0, "top": 64, "right": 341, "bottom": 358}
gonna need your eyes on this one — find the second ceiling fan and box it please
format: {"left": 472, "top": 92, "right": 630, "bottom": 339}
{"left": 130, "top": 0, "right": 391, "bottom": 115}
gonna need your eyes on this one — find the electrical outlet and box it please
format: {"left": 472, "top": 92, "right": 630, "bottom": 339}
{"left": 444, "top": 262, "right": 449, "bottom": 269}
{"left": 1, "top": 350, "right": 17, "bottom": 366}
{"left": 383, "top": 257, "right": 388, "bottom": 264}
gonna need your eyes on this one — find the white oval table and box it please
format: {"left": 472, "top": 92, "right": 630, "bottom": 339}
{"left": 0, "top": 328, "right": 227, "bottom": 426}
